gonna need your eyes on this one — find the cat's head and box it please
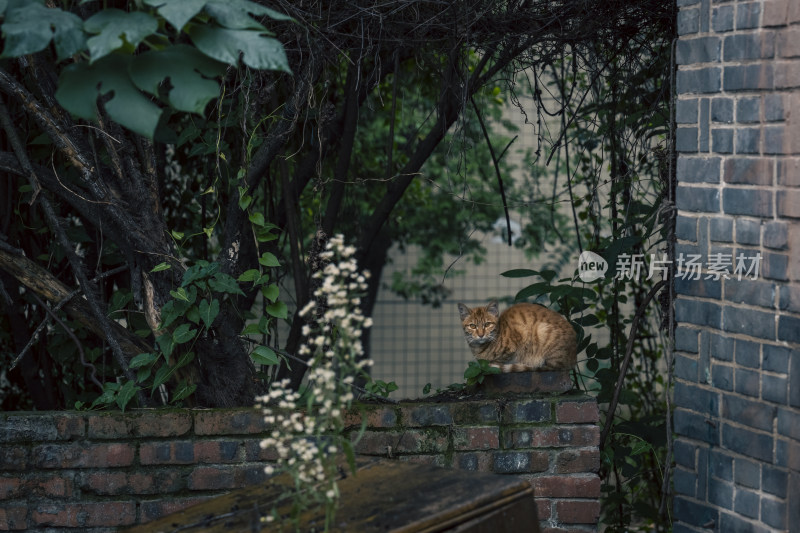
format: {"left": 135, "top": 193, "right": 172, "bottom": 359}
{"left": 457, "top": 301, "right": 499, "bottom": 346}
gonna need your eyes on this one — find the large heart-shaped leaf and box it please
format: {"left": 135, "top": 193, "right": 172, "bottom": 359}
{"left": 130, "top": 44, "right": 225, "bottom": 114}
{"left": 142, "top": 0, "right": 207, "bottom": 32}
{"left": 186, "top": 24, "right": 290, "bottom": 72}
{"left": 0, "top": 2, "right": 85, "bottom": 61}
{"left": 56, "top": 54, "right": 162, "bottom": 138}
{"left": 84, "top": 8, "right": 158, "bottom": 62}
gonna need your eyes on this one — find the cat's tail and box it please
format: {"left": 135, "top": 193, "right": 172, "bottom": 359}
{"left": 490, "top": 363, "right": 540, "bottom": 373}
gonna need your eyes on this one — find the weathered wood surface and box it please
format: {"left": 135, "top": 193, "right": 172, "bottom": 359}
{"left": 125, "top": 458, "right": 538, "bottom": 532}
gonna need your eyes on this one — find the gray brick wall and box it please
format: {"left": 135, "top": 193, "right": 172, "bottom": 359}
{"left": 674, "top": 1, "right": 800, "bottom": 531}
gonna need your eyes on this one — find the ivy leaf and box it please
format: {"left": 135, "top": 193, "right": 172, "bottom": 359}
{"left": 151, "top": 365, "right": 172, "bottom": 390}
{"left": 56, "top": 55, "right": 162, "bottom": 138}
{"left": 172, "top": 323, "right": 197, "bottom": 344}
{"left": 130, "top": 45, "right": 226, "bottom": 114}
{"left": 142, "top": 0, "right": 207, "bottom": 32}
{"left": 150, "top": 262, "right": 171, "bottom": 273}
{"left": 129, "top": 352, "right": 158, "bottom": 369}
{"left": 252, "top": 345, "right": 279, "bottom": 365}
{"left": 237, "top": 269, "right": 261, "bottom": 283}
{"left": 265, "top": 301, "right": 287, "bottom": 319}
{"left": 116, "top": 380, "right": 139, "bottom": 411}
{"left": 258, "top": 252, "right": 280, "bottom": 267}
{"left": 208, "top": 272, "right": 246, "bottom": 296}
{"left": 185, "top": 24, "right": 290, "bottom": 72}
{"left": 0, "top": 2, "right": 85, "bottom": 61}
{"left": 198, "top": 298, "right": 220, "bottom": 329}
{"left": 84, "top": 9, "right": 158, "bottom": 62}
{"left": 171, "top": 379, "right": 197, "bottom": 403}
{"left": 261, "top": 283, "right": 279, "bottom": 302}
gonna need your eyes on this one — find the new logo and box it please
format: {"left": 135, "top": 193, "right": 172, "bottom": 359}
{"left": 578, "top": 251, "right": 608, "bottom": 282}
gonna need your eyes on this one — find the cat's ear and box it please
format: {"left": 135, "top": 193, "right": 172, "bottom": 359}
{"left": 486, "top": 301, "right": 500, "bottom": 317}
{"left": 457, "top": 303, "right": 471, "bottom": 321}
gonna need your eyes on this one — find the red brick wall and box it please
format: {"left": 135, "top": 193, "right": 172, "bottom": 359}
{"left": 0, "top": 394, "right": 600, "bottom": 532}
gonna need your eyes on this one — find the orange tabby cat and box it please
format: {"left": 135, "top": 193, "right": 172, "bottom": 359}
{"left": 458, "top": 301, "right": 577, "bottom": 372}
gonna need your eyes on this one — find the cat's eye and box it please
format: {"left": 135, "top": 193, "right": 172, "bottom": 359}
{"left": 469, "top": 324, "right": 477, "bottom": 329}
{"left": 485, "top": 322, "right": 494, "bottom": 327}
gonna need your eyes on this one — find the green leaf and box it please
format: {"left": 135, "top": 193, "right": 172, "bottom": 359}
{"left": 198, "top": 298, "right": 220, "bottom": 329}
{"left": 501, "top": 269, "right": 539, "bottom": 278}
{"left": 175, "top": 350, "right": 196, "bottom": 369}
{"left": 209, "top": 272, "right": 246, "bottom": 296}
{"left": 185, "top": 24, "right": 290, "bottom": 72}
{"left": 248, "top": 211, "right": 265, "bottom": 227}
{"left": 172, "top": 323, "right": 196, "bottom": 344}
{"left": 170, "top": 287, "right": 190, "bottom": 302}
{"left": 84, "top": 9, "right": 158, "bottom": 62}
{"left": 156, "top": 332, "right": 175, "bottom": 359}
{"left": 129, "top": 352, "right": 158, "bottom": 369}
{"left": 258, "top": 252, "right": 280, "bottom": 267}
{"left": 142, "top": 0, "right": 207, "bottom": 32}
{"left": 204, "top": 0, "right": 293, "bottom": 30}
{"left": 464, "top": 363, "right": 481, "bottom": 379}
{"left": 116, "top": 380, "right": 138, "bottom": 411}
{"left": 56, "top": 55, "right": 162, "bottom": 138}
{"left": 265, "top": 301, "right": 287, "bottom": 319}
{"left": 237, "top": 269, "right": 261, "bottom": 282}
{"left": 252, "top": 345, "right": 279, "bottom": 365}
{"left": 0, "top": 2, "right": 85, "bottom": 61}
{"left": 261, "top": 283, "right": 279, "bottom": 302}
{"left": 130, "top": 45, "right": 225, "bottom": 114}
{"left": 150, "top": 262, "right": 172, "bottom": 272}
{"left": 171, "top": 379, "right": 197, "bottom": 403}
{"left": 152, "top": 365, "right": 172, "bottom": 389}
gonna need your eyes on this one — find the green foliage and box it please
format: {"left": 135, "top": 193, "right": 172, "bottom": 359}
{"left": 363, "top": 379, "right": 399, "bottom": 398}
{"left": 463, "top": 359, "right": 500, "bottom": 386}
{"left": 0, "top": 0, "right": 291, "bottom": 137}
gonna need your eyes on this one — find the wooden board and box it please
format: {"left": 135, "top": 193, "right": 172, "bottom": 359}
{"left": 125, "top": 458, "right": 538, "bottom": 532}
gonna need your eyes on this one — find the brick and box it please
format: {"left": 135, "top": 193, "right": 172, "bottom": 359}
{"left": 778, "top": 28, "right": 800, "bottom": 58}
{"left": 764, "top": 221, "right": 788, "bottom": 249}
{"left": 724, "top": 33, "right": 774, "bottom": 62}
{"left": 777, "top": 408, "right": 800, "bottom": 441}
{"left": 724, "top": 64, "right": 774, "bottom": 91}
{"left": 678, "top": 156, "right": 720, "bottom": 183}
{"left": 450, "top": 401, "right": 500, "bottom": 425}
{"left": 736, "top": 367, "right": 761, "bottom": 397}
{"left": 677, "top": 8, "right": 700, "bottom": 35}
{"left": 712, "top": 98, "right": 733, "bottom": 123}
{"left": 0, "top": 446, "right": 27, "bottom": 471}
{"left": 675, "top": 298, "right": 721, "bottom": 328}
{"left": 779, "top": 285, "right": 800, "bottom": 313}
{"left": 676, "top": 98, "right": 698, "bottom": 124}
{"left": 675, "top": 354, "right": 698, "bottom": 382}
{"left": 0, "top": 505, "right": 27, "bottom": 530}
{"left": 675, "top": 382, "right": 719, "bottom": 415}
{"left": 712, "top": 364, "right": 733, "bottom": 391}
{"left": 0, "top": 477, "right": 21, "bottom": 499}
{"left": 454, "top": 427, "right": 499, "bottom": 451}
{"left": 712, "top": 129, "right": 733, "bottom": 153}
{"left": 555, "top": 500, "right": 600, "bottom": 524}
{"left": 87, "top": 415, "right": 132, "bottom": 439}
{"left": 0, "top": 415, "right": 59, "bottom": 443}
{"left": 503, "top": 426, "right": 599, "bottom": 449}
{"left": 678, "top": 37, "right": 721, "bottom": 65}
{"left": 139, "top": 441, "right": 195, "bottom": 465}
{"left": 193, "top": 440, "right": 241, "bottom": 463}
{"left": 677, "top": 67, "right": 722, "bottom": 95}
{"left": 725, "top": 188, "right": 773, "bottom": 217}
{"left": 673, "top": 408, "right": 719, "bottom": 445}
{"left": 764, "top": 124, "right": 800, "bottom": 154}
{"left": 762, "top": 374, "right": 788, "bottom": 404}
{"left": 710, "top": 449, "right": 733, "bottom": 480}
{"left": 735, "top": 128, "right": 761, "bottom": 154}
{"left": 454, "top": 452, "right": 492, "bottom": 472}
{"left": 778, "top": 315, "right": 800, "bottom": 342}
{"left": 193, "top": 409, "right": 266, "bottom": 435}
{"left": 735, "top": 457, "right": 761, "bottom": 490}
{"left": 735, "top": 219, "right": 761, "bottom": 245}
{"left": 188, "top": 466, "right": 236, "bottom": 491}
{"left": 502, "top": 400, "right": 550, "bottom": 423}
{"left": 676, "top": 127, "right": 698, "bottom": 152}
{"left": 709, "top": 217, "right": 732, "bottom": 242}
{"left": 554, "top": 449, "right": 599, "bottom": 474}
{"left": 722, "top": 424, "right": 772, "bottom": 462}
{"left": 763, "top": 344, "right": 792, "bottom": 372}
{"left": 676, "top": 215, "right": 698, "bottom": 241}
{"left": 675, "top": 277, "right": 721, "bottom": 299}
{"left": 719, "top": 512, "right": 772, "bottom": 533}
{"left": 674, "top": 496, "right": 718, "bottom": 529}
{"left": 777, "top": 190, "right": 800, "bottom": 218}
{"left": 673, "top": 439, "right": 696, "bottom": 469}
{"left": 531, "top": 475, "right": 600, "bottom": 498}
{"left": 736, "top": 2, "right": 761, "bottom": 29}
{"left": 778, "top": 157, "right": 800, "bottom": 186}
{"left": 708, "top": 477, "right": 733, "bottom": 508}
{"left": 675, "top": 326, "right": 699, "bottom": 353}
{"left": 762, "top": 497, "right": 787, "bottom": 530}
{"left": 132, "top": 412, "right": 192, "bottom": 437}
{"left": 404, "top": 405, "right": 453, "bottom": 426}
{"left": 734, "top": 487, "right": 760, "bottom": 519}
{"left": 712, "top": 5, "right": 734, "bottom": 31}
{"left": 724, "top": 279, "right": 775, "bottom": 308}
{"left": 673, "top": 466, "right": 696, "bottom": 496}
{"left": 723, "top": 158, "right": 772, "bottom": 185}
{"left": 32, "top": 443, "right": 134, "bottom": 468}
{"left": 762, "top": 251, "right": 788, "bottom": 281}
{"left": 491, "top": 451, "right": 548, "bottom": 473}
{"left": 763, "top": 465, "right": 787, "bottom": 498}
{"left": 555, "top": 401, "right": 598, "bottom": 423}
{"left": 82, "top": 470, "right": 182, "bottom": 495}
{"left": 734, "top": 339, "right": 761, "bottom": 368}
{"left": 765, "top": 93, "right": 785, "bottom": 122}
{"left": 775, "top": 60, "right": 800, "bottom": 88}
{"left": 764, "top": 0, "right": 789, "bottom": 26}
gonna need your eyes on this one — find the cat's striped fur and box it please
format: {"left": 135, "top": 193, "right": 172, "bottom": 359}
{"left": 458, "top": 301, "right": 577, "bottom": 372}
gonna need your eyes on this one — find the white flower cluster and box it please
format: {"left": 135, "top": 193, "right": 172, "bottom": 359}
{"left": 258, "top": 234, "right": 373, "bottom": 517}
